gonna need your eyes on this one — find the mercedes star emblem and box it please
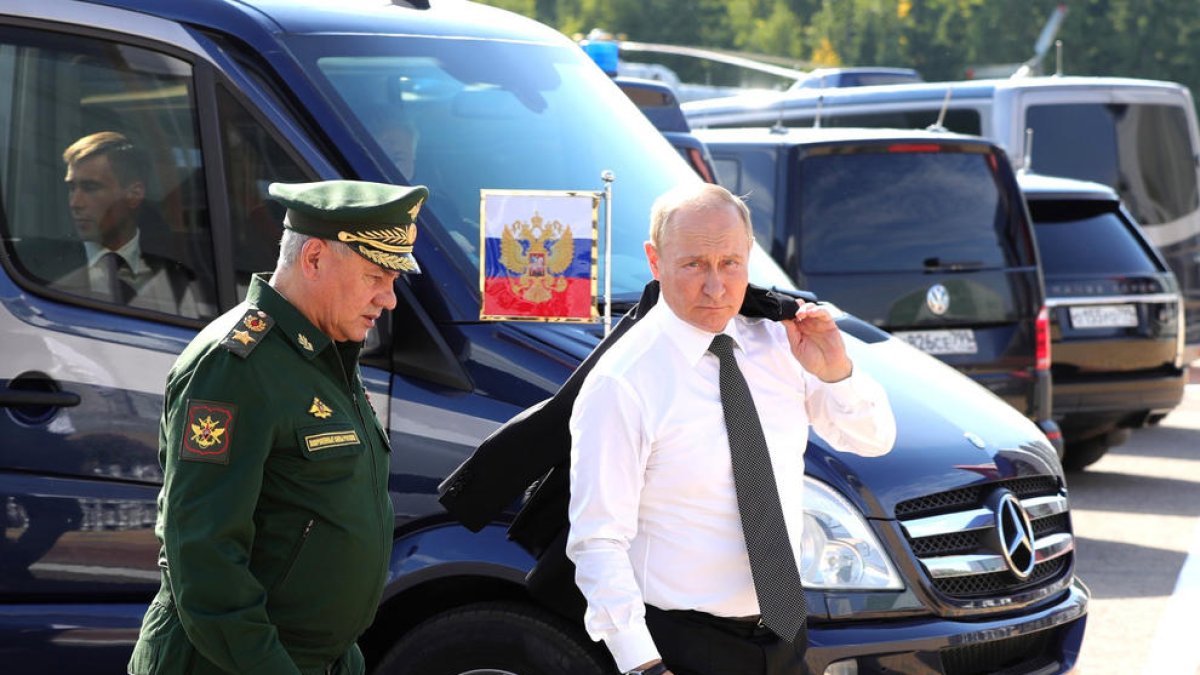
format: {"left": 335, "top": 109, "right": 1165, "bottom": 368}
{"left": 992, "top": 491, "right": 1037, "bottom": 579}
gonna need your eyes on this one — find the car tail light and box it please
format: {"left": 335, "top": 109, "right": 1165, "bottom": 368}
{"left": 886, "top": 143, "right": 941, "bottom": 153}
{"left": 1036, "top": 305, "right": 1051, "bottom": 371}
{"left": 686, "top": 147, "right": 716, "bottom": 183}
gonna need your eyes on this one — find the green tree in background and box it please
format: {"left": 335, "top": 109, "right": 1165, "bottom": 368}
{"left": 476, "top": 0, "right": 1200, "bottom": 101}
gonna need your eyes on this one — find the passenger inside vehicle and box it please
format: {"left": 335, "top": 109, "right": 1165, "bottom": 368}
{"left": 50, "top": 131, "right": 208, "bottom": 318}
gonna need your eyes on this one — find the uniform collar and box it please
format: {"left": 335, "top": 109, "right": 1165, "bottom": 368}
{"left": 653, "top": 302, "right": 746, "bottom": 368}
{"left": 246, "top": 273, "right": 333, "bottom": 359}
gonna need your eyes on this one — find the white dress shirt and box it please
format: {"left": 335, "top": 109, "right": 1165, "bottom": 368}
{"left": 78, "top": 232, "right": 205, "bottom": 317}
{"left": 84, "top": 232, "right": 146, "bottom": 292}
{"left": 567, "top": 302, "right": 896, "bottom": 672}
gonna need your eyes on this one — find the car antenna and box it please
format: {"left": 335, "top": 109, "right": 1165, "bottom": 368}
{"left": 1054, "top": 39, "right": 1063, "bottom": 76}
{"left": 926, "top": 87, "right": 952, "bottom": 132}
{"left": 771, "top": 89, "right": 788, "bottom": 134}
{"left": 811, "top": 74, "right": 827, "bottom": 129}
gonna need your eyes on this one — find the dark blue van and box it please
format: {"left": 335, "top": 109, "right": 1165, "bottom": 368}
{"left": 0, "top": 1, "right": 1085, "bottom": 673}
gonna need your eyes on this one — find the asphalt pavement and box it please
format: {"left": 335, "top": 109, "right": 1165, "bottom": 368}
{"left": 1069, "top": 377, "right": 1200, "bottom": 674}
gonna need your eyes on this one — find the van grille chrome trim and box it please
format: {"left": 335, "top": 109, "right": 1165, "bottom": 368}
{"left": 921, "top": 533, "right": 1074, "bottom": 579}
{"left": 896, "top": 479, "right": 1073, "bottom": 600}
{"left": 903, "top": 495, "right": 1068, "bottom": 539}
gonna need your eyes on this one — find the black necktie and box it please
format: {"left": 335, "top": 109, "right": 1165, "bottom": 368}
{"left": 99, "top": 251, "right": 135, "bottom": 304}
{"left": 708, "top": 333, "right": 807, "bottom": 643}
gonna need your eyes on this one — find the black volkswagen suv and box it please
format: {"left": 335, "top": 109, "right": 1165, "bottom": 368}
{"left": 698, "top": 127, "right": 1060, "bottom": 449}
{"left": 1020, "top": 173, "right": 1187, "bottom": 469}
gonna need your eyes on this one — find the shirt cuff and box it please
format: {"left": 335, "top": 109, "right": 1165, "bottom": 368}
{"left": 604, "top": 620, "right": 660, "bottom": 674}
{"left": 822, "top": 370, "right": 866, "bottom": 404}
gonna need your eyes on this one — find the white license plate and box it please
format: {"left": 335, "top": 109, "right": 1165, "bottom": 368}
{"left": 1068, "top": 304, "right": 1138, "bottom": 329}
{"left": 893, "top": 329, "right": 979, "bottom": 355}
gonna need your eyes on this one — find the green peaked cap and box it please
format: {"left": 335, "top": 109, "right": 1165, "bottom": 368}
{"left": 268, "top": 180, "right": 429, "bottom": 274}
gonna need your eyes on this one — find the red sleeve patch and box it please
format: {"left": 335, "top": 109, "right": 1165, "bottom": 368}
{"left": 180, "top": 400, "right": 237, "bottom": 464}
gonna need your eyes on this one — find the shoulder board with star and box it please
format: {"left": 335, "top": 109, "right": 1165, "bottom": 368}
{"left": 220, "top": 308, "right": 275, "bottom": 359}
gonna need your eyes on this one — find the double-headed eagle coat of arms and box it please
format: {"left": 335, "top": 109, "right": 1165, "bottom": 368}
{"left": 499, "top": 212, "right": 574, "bottom": 303}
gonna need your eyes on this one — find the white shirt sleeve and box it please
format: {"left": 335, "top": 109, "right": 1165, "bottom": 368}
{"left": 566, "top": 371, "right": 660, "bottom": 672}
{"left": 803, "top": 366, "right": 897, "bottom": 457}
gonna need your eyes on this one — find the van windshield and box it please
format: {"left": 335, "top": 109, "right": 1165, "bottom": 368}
{"left": 797, "top": 148, "right": 1027, "bottom": 274}
{"left": 287, "top": 34, "right": 794, "bottom": 297}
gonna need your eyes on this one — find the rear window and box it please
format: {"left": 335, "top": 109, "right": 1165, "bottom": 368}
{"left": 796, "top": 147, "right": 1029, "bottom": 273}
{"left": 1029, "top": 201, "right": 1160, "bottom": 275}
{"left": 1027, "top": 103, "right": 1200, "bottom": 226}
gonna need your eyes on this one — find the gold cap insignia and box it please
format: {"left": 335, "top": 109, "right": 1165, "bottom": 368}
{"left": 309, "top": 397, "right": 333, "bottom": 419}
{"left": 298, "top": 333, "right": 314, "bottom": 351}
{"left": 337, "top": 224, "right": 417, "bottom": 254}
{"left": 231, "top": 330, "right": 255, "bottom": 346}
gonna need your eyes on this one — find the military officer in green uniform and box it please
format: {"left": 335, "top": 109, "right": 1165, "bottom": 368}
{"left": 128, "top": 180, "right": 427, "bottom": 675}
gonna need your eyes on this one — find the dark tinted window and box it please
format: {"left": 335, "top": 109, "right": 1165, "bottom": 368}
{"left": 217, "top": 87, "right": 313, "bottom": 296}
{"left": 1029, "top": 201, "right": 1160, "bottom": 275}
{"left": 0, "top": 26, "right": 216, "bottom": 320}
{"left": 711, "top": 148, "right": 777, "bottom": 245}
{"left": 1027, "top": 103, "right": 1199, "bottom": 225}
{"left": 797, "top": 148, "right": 1024, "bottom": 273}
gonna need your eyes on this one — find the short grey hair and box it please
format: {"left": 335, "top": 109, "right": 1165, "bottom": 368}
{"left": 276, "top": 229, "right": 352, "bottom": 270}
{"left": 649, "top": 183, "right": 753, "bottom": 250}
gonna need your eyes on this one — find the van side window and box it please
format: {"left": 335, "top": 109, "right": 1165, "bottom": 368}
{"left": 0, "top": 27, "right": 217, "bottom": 320}
{"left": 216, "top": 87, "right": 313, "bottom": 295}
{"left": 1027, "top": 103, "right": 1200, "bottom": 226}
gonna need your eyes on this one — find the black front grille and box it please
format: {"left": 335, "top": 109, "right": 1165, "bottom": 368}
{"left": 910, "top": 530, "right": 984, "bottom": 557}
{"left": 1033, "top": 513, "right": 1070, "bottom": 537}
{"left": 931, "top": 556, "right": 1069, "bottom": 597}
{"left": 895, "top": 476, "right": 1060, "bottom": 519}
{"left": 940, "top": 626, "right": 1058, "bottom": 675}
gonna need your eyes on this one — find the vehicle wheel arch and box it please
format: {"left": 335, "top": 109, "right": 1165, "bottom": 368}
{"left": 361, "top": 568, "right": 533, "bottom": 667}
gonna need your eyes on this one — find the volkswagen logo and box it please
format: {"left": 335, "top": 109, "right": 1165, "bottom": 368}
{"left": 986, "top": 490, "right": 1037, "bottom": 579}
{"left": 926, "top": 284, "right": 950, "bottom": 315}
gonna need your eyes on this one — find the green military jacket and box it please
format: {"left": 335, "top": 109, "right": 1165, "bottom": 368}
{"left": 129, "top": 274, "right": 393, "bottom": 675}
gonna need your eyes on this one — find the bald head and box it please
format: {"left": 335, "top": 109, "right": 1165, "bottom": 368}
{"left": 649, "top": 183, "right": 753, "bottom": 252}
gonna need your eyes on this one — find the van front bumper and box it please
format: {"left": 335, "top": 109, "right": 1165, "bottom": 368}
{"left": 806, "top": 577, "right": 1088, "bottom": 674}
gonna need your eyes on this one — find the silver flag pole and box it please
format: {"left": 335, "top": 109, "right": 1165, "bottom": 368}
{"left": 602, "top": 170, "right": 615, "bottom": 337}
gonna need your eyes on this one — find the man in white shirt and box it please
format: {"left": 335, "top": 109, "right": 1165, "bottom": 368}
{"left": 53, "top": 131, "right": 206, "bottom": 317}
{"left": 567, "top": 183, "right": 896, "bottom": 675}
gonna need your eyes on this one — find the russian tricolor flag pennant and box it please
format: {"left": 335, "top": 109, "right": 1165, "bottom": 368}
{"left": 479, "top": 190, "right": 599, "bottom": 322}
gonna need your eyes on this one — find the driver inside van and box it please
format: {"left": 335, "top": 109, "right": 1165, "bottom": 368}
{"left": 54, "top": 131, "right": 205, "bottom": 317}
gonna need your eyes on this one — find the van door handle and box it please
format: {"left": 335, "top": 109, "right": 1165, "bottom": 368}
{"left": 0, "top": 389, "right": 81, "bottom": 408}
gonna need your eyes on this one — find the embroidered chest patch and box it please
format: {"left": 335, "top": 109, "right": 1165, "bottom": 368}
{"left": 304, "top": 430, "right": 360, "bottom": 452}
{"left": 181, "top": 400, "right": 236, "bottom": 464}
